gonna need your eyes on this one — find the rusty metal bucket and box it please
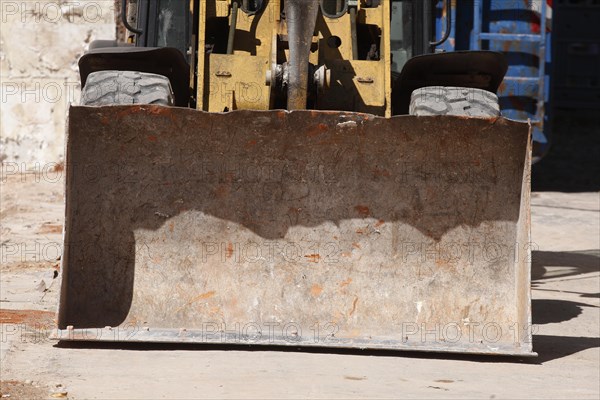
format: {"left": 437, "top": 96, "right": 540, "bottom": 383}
{"left": 54, "top": 106, "right": 533, "bottom": 356}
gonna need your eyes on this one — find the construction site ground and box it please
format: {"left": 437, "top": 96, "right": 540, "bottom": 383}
{"left": 1, "top": 112, "right": 599, "bottom": 399}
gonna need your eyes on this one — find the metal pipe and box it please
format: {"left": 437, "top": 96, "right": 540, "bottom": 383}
{"left": 350, "top": 6, "right": 358, "bottom": 60}
{"left": 227, "top": 1, "right": 239, "bottom": 55}
{"left": 122, "top": 0, "right": 143, "bottom": 35}
{"left": 285, "top": 0, "right": 320, "bottom": 110}
{"left": 430, "top": 0, "right": 452, "bottom": 47}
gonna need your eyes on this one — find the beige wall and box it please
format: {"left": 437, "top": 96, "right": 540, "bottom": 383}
{"left": 1, "top": 0, "right": 116, "bottom": 164}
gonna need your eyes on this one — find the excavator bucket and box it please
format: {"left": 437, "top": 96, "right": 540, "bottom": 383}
{"left": 54, "top": 105, "right": 533, "bottom": 356}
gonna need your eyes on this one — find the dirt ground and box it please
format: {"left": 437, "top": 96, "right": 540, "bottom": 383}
{"left": 1, "top": 162, "right": 599, "bottom": 399}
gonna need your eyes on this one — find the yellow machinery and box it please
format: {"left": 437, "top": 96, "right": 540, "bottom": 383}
{"left": 54, "top": 0, "right": 534, "bottom": 355}
{"left": 197, "top": 0, "right": 391, "bottom": 115}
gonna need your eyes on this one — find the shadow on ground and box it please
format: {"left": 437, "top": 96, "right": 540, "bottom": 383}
{"left": 53, "top": 334, "right": 599, "bottom": 365}
{"left": 528, "top": 249, "right": 600, "bottom": 362}
{"left": 532, "top": 299, "right": 596, "bottom": 325}
{"left": 532, "top": 249, "right": 599, "bottom": 286}
{"left": 533, "top": 335, "right": 600, "bottom": 364}
{"left": 531, "top": 250, "right": 599, "bottom": 322}
{"left": 53, "top": 339, "right": 538, "bottom": 364}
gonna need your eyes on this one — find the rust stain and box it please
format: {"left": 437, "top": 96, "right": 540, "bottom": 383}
{"left": 208, "top": 305, "right": 222, "bottom": 316}
{"left": 150, "top": 255, "right": 163, "bottom": 263}
{"left": 317, "top": 137, "right": 343, "bottom": 146}
{"left": 352, "top": 242, "right": 361, "bottom": 249}
{"left": 339, "top": 278, "right": 352, "bottom": 290}
{"left": 310, "top": 284, "right": 323, "bottom": 297}
{"left": 178, "top": 291, "right": 217, "bottom": 312}
{"left": 306, "top": 123, "right": 329, "bottom": 137}
{"left": 245, "top": 139, "right": 257, "bottom": 148}
{"left": 115, "top": 105, "right": 175, "bottom": 121}
{"left": 498, "top": 81, "right": 506, "bottom": 94}
{"left": 435, "top": 259, "right": 455, "bottom": 271}
{"left": 116, "top": 106, "right": 142, "bottom": 119}
{"left": 349, "top": 296, "right": 359, "bottom": 316}
{"left": 226, "top": 242, "right": 234, "bottom": 259}
{"left": 354, "top": 205, "right": 370, "bottom": 216}
{"left": 147, "top": 135, "right": 157, "bottom": 142}
{"left": 149, "top": 106, "right": 174, "bottom": 118}
{"left": 0, "top": 309, "right": 54, "bottom": 325}
{"left": 37, "top": 223, "right": 62, "bottom": 234}
{"left": 168, "top": 222, "right": 174, "bottom": 232}
{"left": 305, "top": 254, "right": 321, "bottom": 263}
{"left": 214, "top": 184, "right": 230, "bottom": 198}
{"left": 223, "top": 172, "right": 235, "bottom": 182}
{"left": 192, "top": 291, "right": 216, "bottom": 301}
{"left": 374, "top": 219, "right": 385, "bottom": 228}
{"left": 332, "top": 311, "right": 344, "bottom": 324}
{"left": 51, "top": 161, "right": 64, "bottom": 173}
{"left": 347, "top": 328, "right": 361, "bottom": 338}
{"left": 372, "top": 167, "right": 390, "bottom": 177}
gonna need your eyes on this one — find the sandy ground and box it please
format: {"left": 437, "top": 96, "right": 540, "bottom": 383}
{"left": 0, "top": 171, "right": 598, "bottom": 399}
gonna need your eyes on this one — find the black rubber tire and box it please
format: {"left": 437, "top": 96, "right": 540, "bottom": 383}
{"left": 409, "top": 86, "right": 500, "bottom": 117}
{"left": 81, "top": 70, "right": 174, "bottom": 106}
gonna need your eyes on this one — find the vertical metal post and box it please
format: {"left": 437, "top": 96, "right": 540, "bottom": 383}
{"left": 350, "top": 6, "right": 358, "bottom": 59}
{"left": 227, "top": 1, "right": 239, "bottom": 54}
{"left": 285, "top": 0, "right": 320, "bottom": 110}
{"left": 472, "top": 0, "right": 482, "bottom": 50}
